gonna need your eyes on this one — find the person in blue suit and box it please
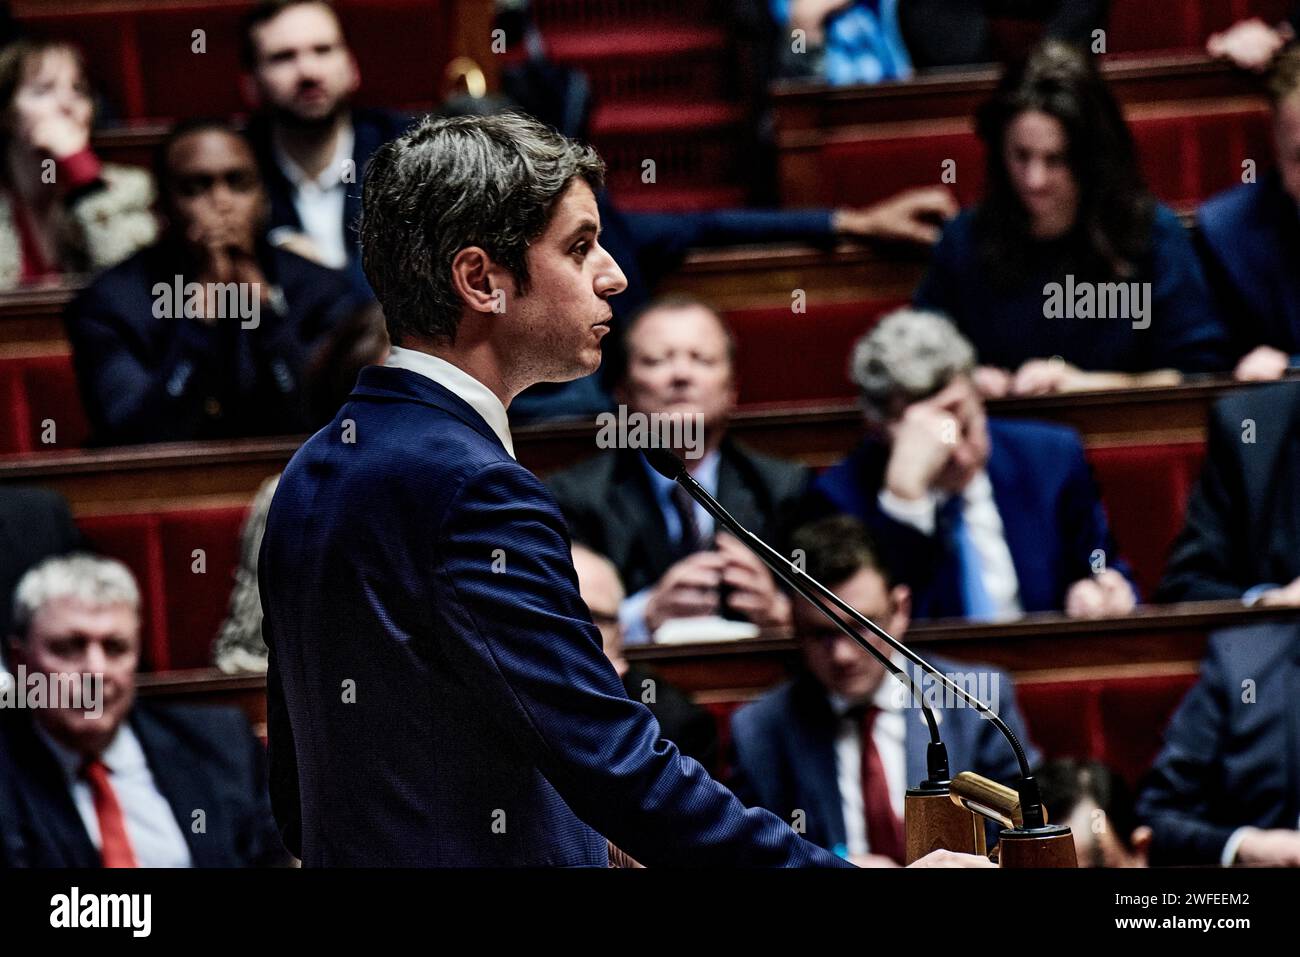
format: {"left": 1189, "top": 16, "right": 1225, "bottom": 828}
{"left": 915, "top": 42, "right": 1229, "bottom": 399}
{"left": 0, "top": 554, "right": 285, "bottom": 868}
{"left": 803, "top": 308, "right": 1137, "bottom": 620}
{"left": 1196, "top": 48, "right": 1300, "bottom": 382}
{"left": 730, "top": 514, "right": 1039, "bottom": 864}
{"left": 239, "top": 0, "right": 413, "bottom": 299}
{"left": 258, "top": 113, "right": 991, "bottom": 867}
{"left": 1135, "top": 622, "right": 1300, "bottom": 867}
{"left": 64, "top": 120, "right": 363, "bottom": 447}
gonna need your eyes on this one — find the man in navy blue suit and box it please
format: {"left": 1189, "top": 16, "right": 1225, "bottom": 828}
{"left": 240, "top": 0, "right": 412, "bottom": 299}
{"left": 730, "top": 515, "right": 1039, "bottom": 864}
{"left": 0, "top": 554, "right": 283, "bottom": 868}
{"left": 803, "top": 308, "right": 1137, "bottom": 620}
{"left": 1197, "top": 47, "right": 1300, "bottom": 382}
{"left": 1136, "top": 622, "right": 1300, "bottom": 866}
{"left": 65, "top": 119, "right": 362, "bottom": 446}
{"left": 257, "top": 113, "right": 991, "bottom": 867}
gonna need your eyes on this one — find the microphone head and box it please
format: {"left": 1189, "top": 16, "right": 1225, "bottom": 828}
{"left": 642, "top": 448, "right": 686, "bottom": 481}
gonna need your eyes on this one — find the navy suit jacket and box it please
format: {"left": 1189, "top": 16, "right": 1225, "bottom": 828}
{"left": 0, "top": 703, "right": 283, "bottom": 868}
{"left": 806, "top": 418, "right": 1134, "bottom": 618}
{"left": 258, "top": 364, "right": 850, "bottom": 867}
{"left": 1136, "top": 622, "right": 1300, "bottom": 866}
{"left": 729, "top": 661, "right": 1039, "bottom": 853}
{"left": 247, "top": 108, "right": 413, "bottom": 299}
{"left": 65, "top": 241, "right": 359, "bottom": 446}
{"left": 1197, "top": 172, "right": 1300, "bottom": 359}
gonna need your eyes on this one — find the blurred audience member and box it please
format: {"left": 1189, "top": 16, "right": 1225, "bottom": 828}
{"left": 65, "top": 119, "right": 361, "bottom": 446}
{"left": 729, "top": 515, "right": 1038, "bottom": 864}
{"left": 240, "top": 0, "right": 411, "bottom": 297}
{"left": 1198, "top": 48, "right": 1300, "bottom": 381}
{"left": 0, "top": 486, "right": 81, "bottom": 661}
{"left": 547, "top": 295, "right": 803, "bottom": 644}
{"left": 213, "top": 303, "right": 389, "bottom": 674}
{"left": 770, "top": 0, "right": 914, "bottom": 86}
{"left": 765, "top": 1, "right": 1105, "bottom": 85}
{"left": 572, "top": 543, "right": 720, "bottom": 774}
{"left": 1036, "top": 758, "right": 1151, "bottom": 867}
{"left": 1207, "top": 11, "right": 1297, "bottom": 72}
{"left": 1158, "top": 380, "right": 1300, "bottom": 605}
{"left": 916, "top": 42, "right": 1229, "bottom": 397}
{"left": 1136, "top": 622, "right": 1300, "bottom": 866}
{"left": 803, "top": 309, "right": 1136, "bottom": 620}
{"left": 0, "top": 38, "right": 155, "bottom": 290}
{"left": 0, "top": 554, "right": 285, "bottom": 867}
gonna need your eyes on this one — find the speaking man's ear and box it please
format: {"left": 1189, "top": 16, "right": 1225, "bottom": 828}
{"left": 450, "top": 246, "right": 510, "bottom": 317}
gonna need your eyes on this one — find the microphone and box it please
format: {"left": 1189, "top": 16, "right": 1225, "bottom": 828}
{"left": 642, "top": 448, "right": 1068, "bottom": 859}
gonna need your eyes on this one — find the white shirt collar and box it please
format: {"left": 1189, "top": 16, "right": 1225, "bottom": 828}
{"left": 272, "top": 121, "right": 355, "bottom": 191}
{"left": 35, "top": 719, "right": 145, "bottom": 780}
{"left": 384, "top": 345, "right": 515, "bottom": 459}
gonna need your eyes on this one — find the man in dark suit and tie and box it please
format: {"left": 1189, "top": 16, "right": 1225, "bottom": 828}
{"left": 547, "top": 295, "right": 804, "bottom": 644}
{"left": 729, "top": 515, "right": 1039, "bottom": 863}
{"left": 0, "top": 554, "right": 283, "bottom": 867}
{"left": 803, "top": 308, "right": 1137, "bottom": 620}
{"left": 1136, "top": 622, "right": 1300, "bottom": 866}
{"left": 257, "top": 112, "right": 989, "bottom": 867}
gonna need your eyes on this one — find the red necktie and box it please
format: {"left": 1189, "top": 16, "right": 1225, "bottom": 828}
{"left": 81, "top": 758, "right": 138, "bottom": 868}
{"left": 859, "top": 706, "right": 906, "bottom": 864}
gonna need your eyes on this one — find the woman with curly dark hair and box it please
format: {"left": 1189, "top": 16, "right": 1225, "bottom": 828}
{"left": 915, "top": 41, "right": 1230, "bottom": 397}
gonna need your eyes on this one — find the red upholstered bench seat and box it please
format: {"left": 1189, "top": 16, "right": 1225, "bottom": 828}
{"left": 78, "top": 505, "right": 250, "bottom": 672}
{"left": 0, "top": 352, "right": 90, "bottom": 454}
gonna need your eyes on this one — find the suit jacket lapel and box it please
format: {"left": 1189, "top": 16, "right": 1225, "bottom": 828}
{"left": 131, "top": 708, "right": 216, "bottom": 867}
{"left": 985, "top": 424, "right": 1043, "bottom": 609}
{"left": 789, "top": 675, "right": 848, "bottom": 850}
{"left": 610, "top": 452, "right": 678, "bottom": 591}
{"left": 716, "top": 445, "right": 763, "bottom": 533}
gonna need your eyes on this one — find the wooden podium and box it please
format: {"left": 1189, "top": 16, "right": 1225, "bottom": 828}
{"left": 906, "top": 772, "right": 1077, "bottom": 867}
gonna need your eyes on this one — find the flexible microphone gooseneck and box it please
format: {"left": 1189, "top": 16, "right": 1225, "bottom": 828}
{"left": 642, "top": 447, "right": 1048, "bottom": 831}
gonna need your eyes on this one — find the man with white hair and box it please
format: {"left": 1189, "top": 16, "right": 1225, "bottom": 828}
{"left": 0, "top": 554, "right": 284, "bottom": 867}
{"left": 802, "top": 308, "right": 1136, "bottom": 620}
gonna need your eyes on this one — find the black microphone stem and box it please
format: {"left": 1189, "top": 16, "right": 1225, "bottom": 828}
{"left": 654, "top": 453, "right": 1045, "bottom": 826}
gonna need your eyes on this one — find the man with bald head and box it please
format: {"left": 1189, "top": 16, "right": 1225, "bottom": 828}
{"left": 548, "top": 294, "right": 805, "bottom": 645}
{"left": 66, "top": 119, "right": 362, "bottom": 445}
